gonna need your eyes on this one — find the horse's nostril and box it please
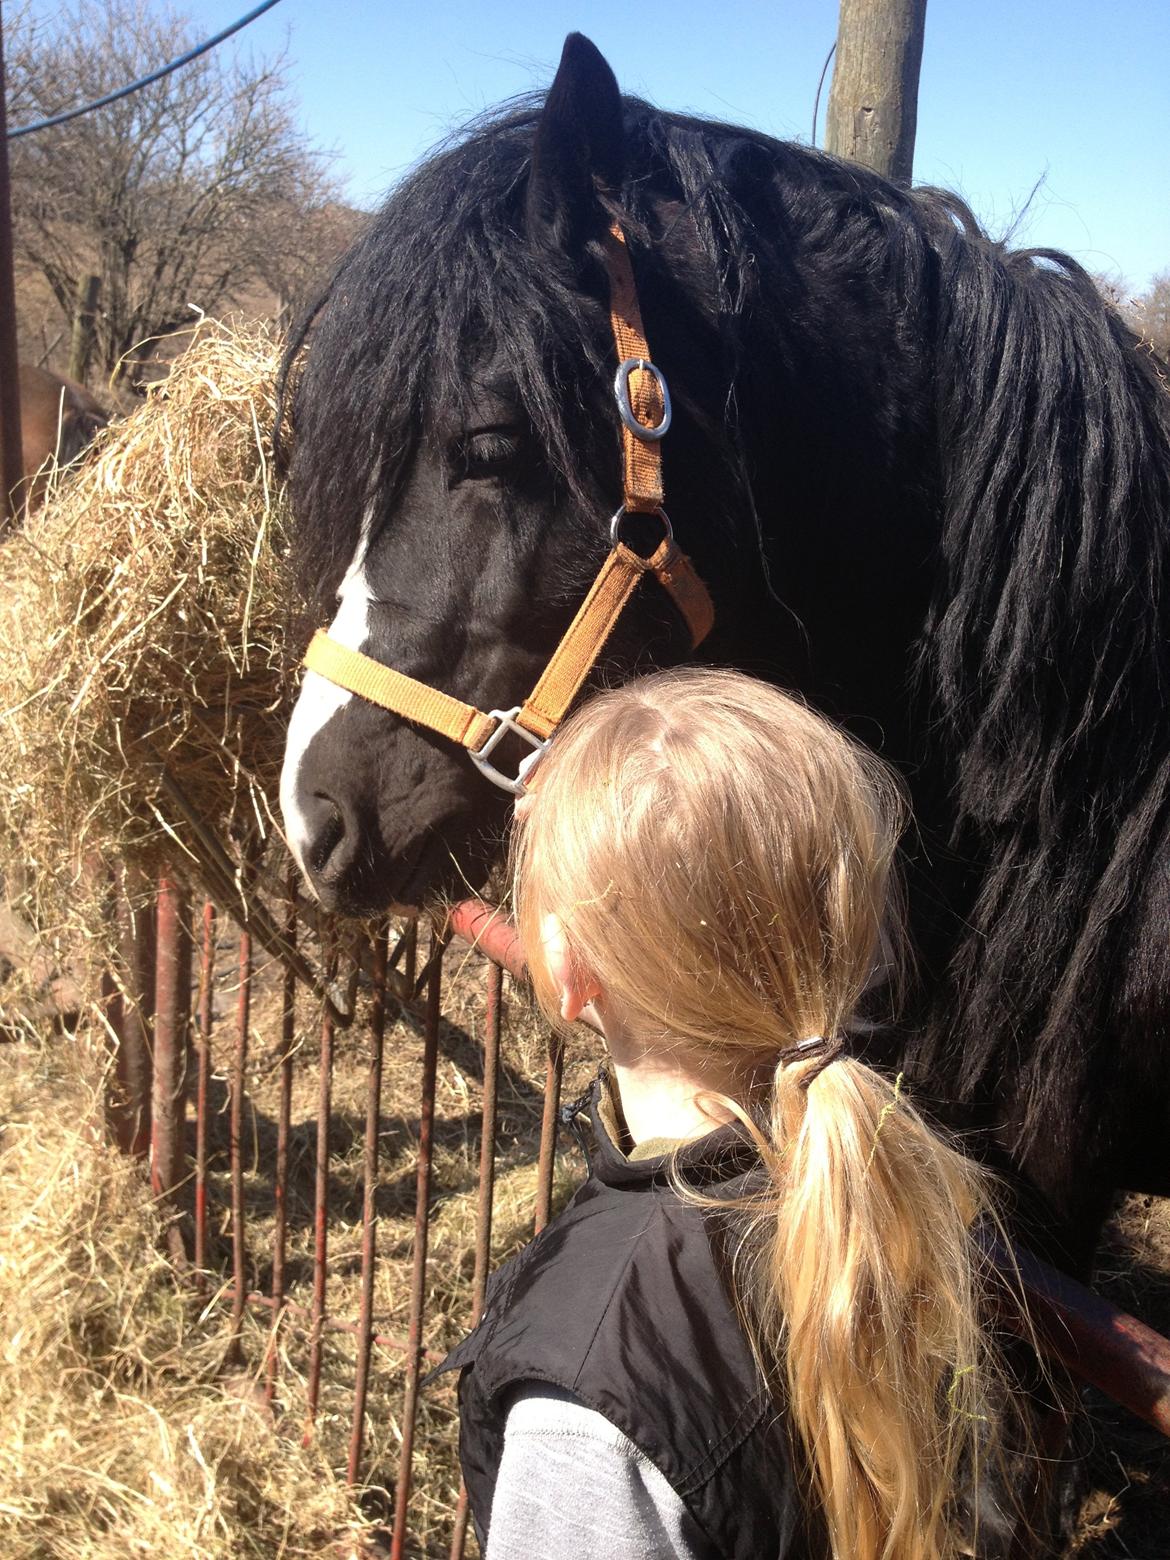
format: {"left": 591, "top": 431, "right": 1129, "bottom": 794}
{"left": 308, "top": 801, "right": 347, "bottom": 878}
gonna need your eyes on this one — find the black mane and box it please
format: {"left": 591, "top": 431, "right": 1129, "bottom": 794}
{"left": 280, "top": 94, "right": 1170, "bottom": 1192}
{"left": 279, "top": 98, "right": 949, "bottom": 591}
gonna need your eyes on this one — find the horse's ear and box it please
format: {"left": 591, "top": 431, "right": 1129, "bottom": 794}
{"left": 527, "top": 33, "right": 624, "bottom": 255}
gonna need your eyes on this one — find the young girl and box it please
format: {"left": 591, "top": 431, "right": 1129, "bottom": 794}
{"left": 444, "top": 667, "right": 1028, "bottom": 1560}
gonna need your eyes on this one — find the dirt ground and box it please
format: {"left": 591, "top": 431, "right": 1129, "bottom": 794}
{"left": 2, "top": 918, "right": 1168, "bottom": 1557}
{"left": 1067, "top": 1196, "right": 1170, "bottom": 1557}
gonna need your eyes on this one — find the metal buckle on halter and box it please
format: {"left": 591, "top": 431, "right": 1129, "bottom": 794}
{"left": 613, "top": 357, "right": 672, "bottom": 441}
{"left": 469, "top": 706, "right": 551, "bottom": 798}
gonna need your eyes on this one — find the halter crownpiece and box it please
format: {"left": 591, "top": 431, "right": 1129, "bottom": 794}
{"left": 301, "top": 220, "right": 715, "bottom": 796}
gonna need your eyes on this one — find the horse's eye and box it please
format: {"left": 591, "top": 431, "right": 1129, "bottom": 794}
{"left": 455, "top": 428, "right": 523, "bottom": 481}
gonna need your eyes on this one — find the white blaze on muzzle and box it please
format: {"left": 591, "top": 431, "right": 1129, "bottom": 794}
{"left": 279, "top": 535, "right": 374, "bottom": 874}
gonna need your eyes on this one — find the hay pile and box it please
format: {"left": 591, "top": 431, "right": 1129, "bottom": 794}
{"left": 0, "top": 323, "right": 303, "bottom": 948}
{"left": 0, "top": 1036, "right": 374, "bottom": 1558}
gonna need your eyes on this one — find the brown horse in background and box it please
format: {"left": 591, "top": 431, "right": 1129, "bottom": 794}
{"left": 11, "top": 363, "right": 108, "bottom": 512}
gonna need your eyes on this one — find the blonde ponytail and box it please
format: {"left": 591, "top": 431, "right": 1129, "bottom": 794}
{"left": 758, "top": 1052, "right": 1003, "bottom": 1560}
{"left": 511, "top": 666, "right": 1030, "bottom": 1560}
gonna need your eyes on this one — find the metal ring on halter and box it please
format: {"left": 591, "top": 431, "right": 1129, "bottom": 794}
{"left": 614, "top": 357, "right": 672, "bottom": 441}
{"left": 609, "top": 505, "right": 673, "bottom": 549}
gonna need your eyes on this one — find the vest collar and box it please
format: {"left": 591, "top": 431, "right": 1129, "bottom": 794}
{"left": 567, "top": 1071, "right": 762, "bottom": 1190}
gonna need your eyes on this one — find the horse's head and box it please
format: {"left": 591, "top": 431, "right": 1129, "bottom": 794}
{"left": 279, "top": 33, "right": 943, "bottom": 915}
{"left": 280, "top": 37, "right": 716, "bottom": 913}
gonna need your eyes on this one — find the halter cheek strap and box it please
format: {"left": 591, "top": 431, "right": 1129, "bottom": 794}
{"left": 607, "top": 221, "right": 668, "bottom": 514}
{"left": 300, "top": 220, "right": 715, "bottom": 796}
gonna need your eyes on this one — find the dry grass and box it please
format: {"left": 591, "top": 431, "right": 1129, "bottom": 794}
{"left": 1, "top": 924, "right": 1167, "bottom": 1558}
{"left": 0, "top": 1034, "right": 373, "bottom": 1559}
{"left": 0, "top": 917, "right": 596, "bottom": 1559}
{"left": 0, "top": 322, "right": 302, "bottom": 968}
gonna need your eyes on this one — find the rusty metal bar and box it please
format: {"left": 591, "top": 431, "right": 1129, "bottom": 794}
{"left": 177, "top": 895, "right": 194, "bottom": 1126}
{"left": 305, "top": 927, "right": 339, "bottom": 1433}
{"left": 98, "top": 963, "right": 130, "bottom": 1150}
{"left": 390, "top": 924, "right": 448, "bottom": 1560}
{"left": 534, "top": 1033, "right": 565, "bottom": 1235}
{"left": 1003, "top": 1242, "right": 1170, "bottom": 1440}
{"left": 97, "top": 867, "right": 138, "bottom": 1156}
{"left": 471, "top": 962, "right": 504, "bottom": 1320}
{"left": 193, "top": 900, "right": 215, "bottom": 1283}
{"left": 348, "top": 921, "right": 390, "bottom": 1483}
{"left": 152, "top": 872, "right": 191, "bottom": 1265}
{"left": 449, "top": 958, "right": 505, "bottom": 1559}
{"left": 0, "top": 14, "right": 23, "bottom": 531}
{"left": 267, "top": 870, "right": 298, "bottom": 1403}
{"left": 227, "top": 921, "right": 252, "bottom": 1360}
{"left": 116, "top": 868, "right": 156, "bottom": 1159}
{"left": 403, "top": 916, "right": 418, "bottom": 992}
{"left": 447, "top": 900, "right": 526, "bottom": 981}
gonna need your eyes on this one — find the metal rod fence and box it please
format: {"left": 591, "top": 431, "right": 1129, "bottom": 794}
{"left": 306, "top": 927, "right": 338, "bottom": 1433}
{"left": 391, "top": 924, "right": 448, "bottom": 1559}
{"left": 348, "top": 921, "right": 389, "bottom": 1483}
{"left": 227, "top": 918, "right": 253, "bottom": 1361}
{"left": 97, "top": 859, "right": 1170, "bottom": 1558}
{"left": 152, "top": 873, "right": 190, "bottom": 1266}
{"left": 449, "top": 958, "right": 503, "bottom": 1557}
{"left": 194, "top": 900, "right": 215, "bottom": 1284}
{"left": 266, "top": 874, "right": 297, "bottom": 1401}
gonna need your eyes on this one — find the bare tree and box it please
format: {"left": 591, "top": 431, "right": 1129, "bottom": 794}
{"left": 7, "top": 0, "right": 341, "bottom": 381}
{"left": 250, "top": 196, "right": 368, "bottom": 329}
{"left": 1127, "top": 273, "right": 1170, "bottom": 364}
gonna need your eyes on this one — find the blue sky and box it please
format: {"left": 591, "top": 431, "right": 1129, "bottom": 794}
{"left": 27, "top": 0, "right": 1170, "bottom": 293}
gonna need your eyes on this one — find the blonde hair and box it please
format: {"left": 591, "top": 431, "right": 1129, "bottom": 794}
{"left": 510, "top": 667, "right": 1020, "bottom": 1560}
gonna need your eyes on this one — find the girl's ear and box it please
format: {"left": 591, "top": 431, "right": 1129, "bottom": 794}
{"left": 540, "top": 912, "right": 602, "bottom": 1023}
{"left": 526, "top": 32, "right": 624, "bottom": 256}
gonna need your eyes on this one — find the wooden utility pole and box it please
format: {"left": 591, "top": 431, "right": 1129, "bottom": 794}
{"left": 825, "top": 0, "right": 928, "bottom": 184}
{"left": 68, "top": 273, "right": 101, "bottom": 384}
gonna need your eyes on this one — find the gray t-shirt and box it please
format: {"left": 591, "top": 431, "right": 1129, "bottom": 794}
{"left": 486, "top": 1384, "right": 713, "bottom": 1559}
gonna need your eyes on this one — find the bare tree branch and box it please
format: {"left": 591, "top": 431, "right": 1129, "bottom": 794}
{"left": 9, "top": 0, "right": 354, "bottom": 382}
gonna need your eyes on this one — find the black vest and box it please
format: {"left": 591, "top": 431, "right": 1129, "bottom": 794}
{"left": 437, "top": 1082, "right": 822, "bottom": 1559}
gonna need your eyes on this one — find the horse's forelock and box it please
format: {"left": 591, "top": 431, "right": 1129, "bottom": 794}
{"left": 279, "top": 97, "right": 851, "bottom": 602}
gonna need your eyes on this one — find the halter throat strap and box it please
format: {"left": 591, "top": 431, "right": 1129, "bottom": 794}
{"left": 300, "top": 220, "right": 714, "bottom": 795}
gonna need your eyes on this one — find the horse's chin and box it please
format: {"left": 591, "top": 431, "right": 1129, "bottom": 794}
{"left": 310, "top": 881, "right": 424, "bottom": 919}
{"left": 309, "top": 832, "right": 494, "bottom": 921}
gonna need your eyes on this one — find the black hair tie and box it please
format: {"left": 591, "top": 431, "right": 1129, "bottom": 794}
{"left": 777, "top": 1034, "right": 845, "bottom": 1089}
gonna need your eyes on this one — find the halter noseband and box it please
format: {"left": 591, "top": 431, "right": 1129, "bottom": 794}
{"left": 301, "top": 222, "right": 715, "bottom": 796}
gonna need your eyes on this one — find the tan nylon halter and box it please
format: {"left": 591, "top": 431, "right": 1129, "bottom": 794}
{"left": 302, "top": 220, "right": 715, "bottom": 795}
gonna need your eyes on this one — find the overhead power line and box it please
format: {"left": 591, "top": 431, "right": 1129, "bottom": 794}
{"left": 811, "top": 42, "right": 836, "bottom": 150}
{"left": 7, "top": 0, "right": 285, "bottom": 140}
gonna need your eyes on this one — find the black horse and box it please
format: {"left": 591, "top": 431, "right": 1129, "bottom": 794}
{"left": 278, "top": 35, "right": 1170, "bottom": 1269}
